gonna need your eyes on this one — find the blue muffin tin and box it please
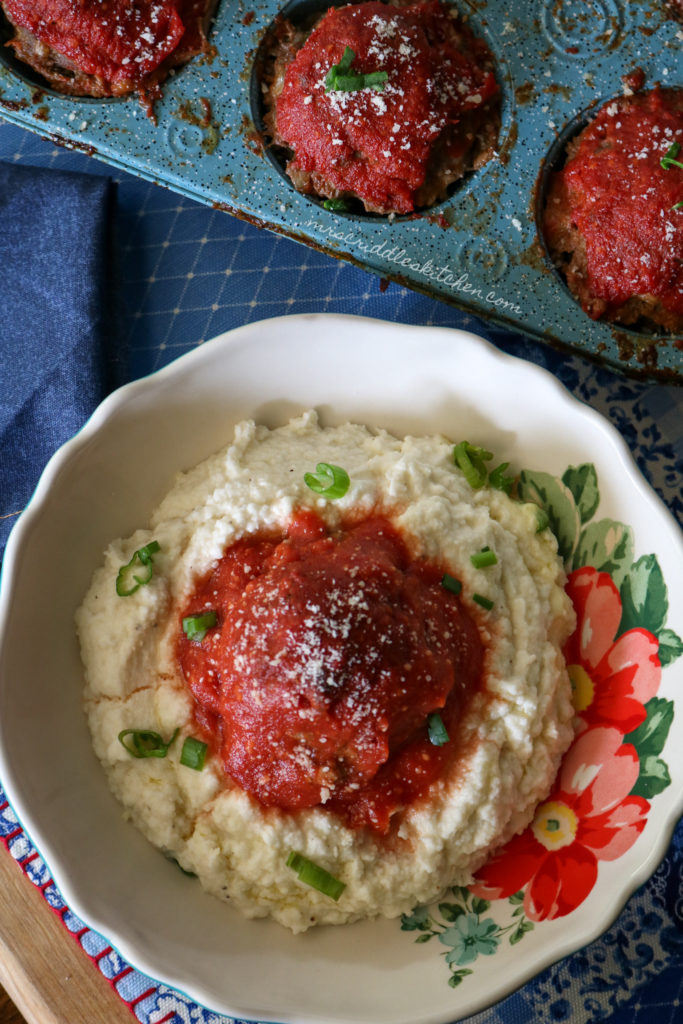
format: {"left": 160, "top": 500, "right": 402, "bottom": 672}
{"left": 1, "top": 0, "right": 681, "bottom": 380}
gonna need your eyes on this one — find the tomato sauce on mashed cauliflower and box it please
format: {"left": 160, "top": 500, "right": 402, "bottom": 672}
{"left": 178, "top": 510, "right": 485, "bottom": 834}
{"left": 77, "top": 412, "right": 575, "bottom": 932}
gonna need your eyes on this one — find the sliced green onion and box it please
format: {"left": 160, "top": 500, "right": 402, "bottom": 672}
{"left": 488, "top": 462, "right": 514, "bottom": 494}
{"left": 332, "top": 70, "right": 388, "bottom": 91}
{"left": 472, "top": 593, "right": 494, "bottom": 611}
{"left": 167, "top": 855, "right": 198, "bottom": 878}
{"left": 661, "top": 142, "right": 683, "bottom": 209}
{"left": 661, "top": 141, "right": 683, "bottom": 171}
{"left": 327, "top": 44, "right": 354, "bottom": 79}
{"left": 325, "top": 46, "right": 388, "bottom": 93}
{"left": 427, "top": 712, "right": 450, "bottom": 746}
{"left": 180, "top": 736, "right": 208, "bottom": 771}
{"left": 323, "top": 198, "right": 349, "bottom": 212}
{"left": 470, "top": 546, "right": 498, "bottom": 569}
{"left": 453, "top": 441, "right": 493, "bottom": 490}
{"left": 182, "top": 610, "right": 217, "bottom": 642}
{"left": 118, "top": 727, "right": 178, "bottom": 759}
{"left": 286, "top": 851, "right": 346, "bottom": 901}
{"left": 441, "top": 573, "right": 462, "bottom": 595}
{"left": 304, "top": 462, "right": 350, "bottom": 499}
{"left": 116, "top": 540, "right": 161, "bottom": 596}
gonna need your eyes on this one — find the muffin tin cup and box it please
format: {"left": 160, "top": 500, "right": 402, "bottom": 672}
{"left": 250, "top": 0, "right": 509, "bottom": 221}
{"left": 1, "top": 0, "right": 681, "bottom": 380}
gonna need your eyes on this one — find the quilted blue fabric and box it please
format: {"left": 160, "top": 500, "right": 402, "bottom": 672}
{"left": 0, "top": 161, "right": 118, "bottom": 554}
{"left": 0, "top": 117, "right": 681, "bottom": 1024}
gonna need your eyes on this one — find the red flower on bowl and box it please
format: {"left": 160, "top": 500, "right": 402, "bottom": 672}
{"left": 564, "top": 567, "right": 661, "bottom": 735}
{"left": 471, "top": 566, "right": 662, "bottom": 921}
{"left": 470, "top": 726, "right": 650, "bottom": 920}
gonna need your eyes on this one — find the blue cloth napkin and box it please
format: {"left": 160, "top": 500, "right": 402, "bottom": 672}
{"left": 0, "top": 161, "right": 118, "bottom": 557}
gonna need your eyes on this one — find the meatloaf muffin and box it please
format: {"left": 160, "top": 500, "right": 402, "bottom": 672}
{"left": 0, "top": 0, "right": 217, "bottom": 99}
{"left": 261, "top": 0, "right": 500, "bottom": 215}
{"left": 543, "top": 87, "right": 683, "bottom": 333}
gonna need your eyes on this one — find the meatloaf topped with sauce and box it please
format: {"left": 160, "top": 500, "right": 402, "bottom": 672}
{"left": 0, "top": 0, "right": 217, "bottom": 99}
{"left": 261, "top": 0, "right": 500, "bottom": 215}
{"left": 543, "top": 87, "right": 683, "bottom": 333}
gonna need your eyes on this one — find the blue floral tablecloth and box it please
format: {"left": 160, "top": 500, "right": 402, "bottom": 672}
{"left": 0, "top": 116, "right": 681, "bottom": 1024}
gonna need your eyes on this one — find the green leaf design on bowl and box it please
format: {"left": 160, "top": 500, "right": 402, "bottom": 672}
{"left": 401, "top": 458, "right": 681, "bottom": 986}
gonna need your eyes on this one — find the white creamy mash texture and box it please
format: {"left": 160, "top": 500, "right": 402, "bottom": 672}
{"left": 77, "top": 411, "right": 576, "bottom": 932}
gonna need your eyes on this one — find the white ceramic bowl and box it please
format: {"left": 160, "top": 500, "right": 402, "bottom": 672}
{"left": 1, "top": 315, "right": 681, "bottom": 1024}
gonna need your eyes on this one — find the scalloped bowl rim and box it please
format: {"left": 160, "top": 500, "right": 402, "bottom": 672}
{"left": 0, "top": 314, "right": 681, "bottom": 1024}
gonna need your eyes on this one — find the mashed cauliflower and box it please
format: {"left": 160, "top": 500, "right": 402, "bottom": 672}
{"left": 77, "top": 411, "right": 576, "bottom": 932}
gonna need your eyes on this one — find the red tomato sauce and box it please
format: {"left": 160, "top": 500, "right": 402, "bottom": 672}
{"left": 3, "top": 0, "right": 187, "bottom": 87}
{"left": 275, "top": 0, "right": 498, "bottom": 214}
{"left": 177, "top": 510, "right": 485, "bottom": 833}
{"left": 561, "top": 88, "right": 683, "bottom": 319}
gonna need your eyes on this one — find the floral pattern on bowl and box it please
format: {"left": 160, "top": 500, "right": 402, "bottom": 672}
{"left": 401, "top": 460, "right": 681, "bottom": 986}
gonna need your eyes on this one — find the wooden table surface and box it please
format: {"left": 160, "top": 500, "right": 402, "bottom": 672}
{"left": 1, "top": 987, "right": 27, "bottom": 1024}
{"left": 0, "top": 847, "right": 132, "bottom": 1024}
